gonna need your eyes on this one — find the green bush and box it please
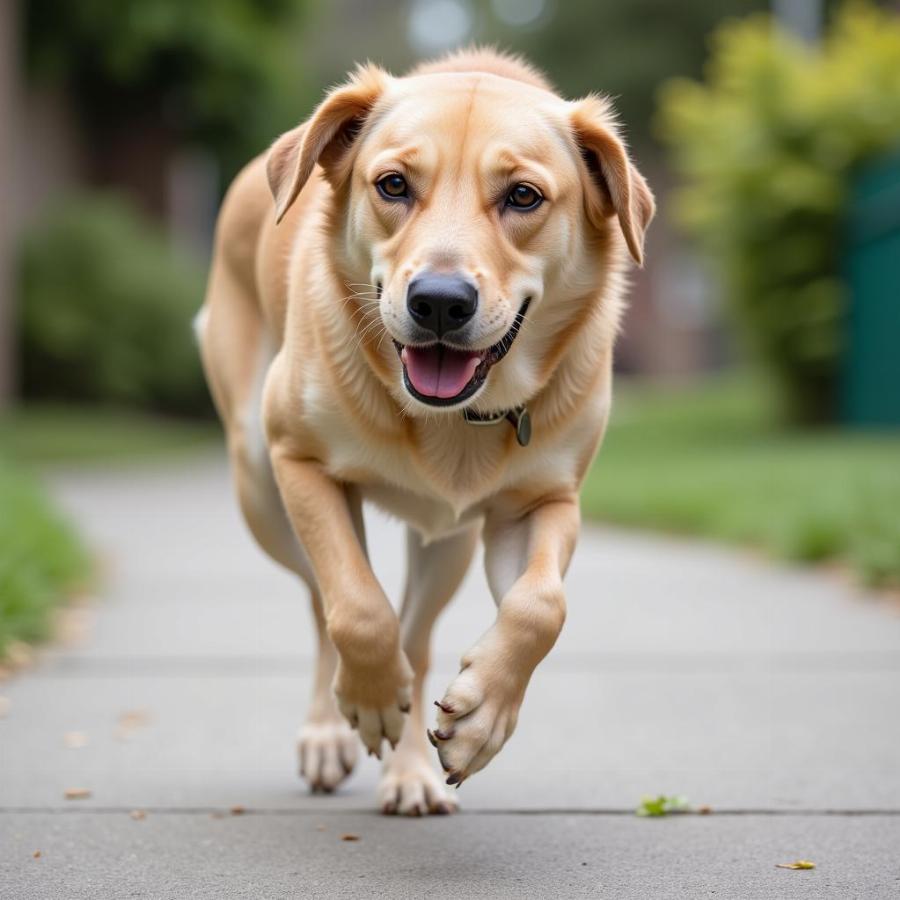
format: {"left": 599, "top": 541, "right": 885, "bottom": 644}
{"left": 657, "top": 3, "right": 900, "bottom": 424}
{"left": 0, "top": 460, "right": 90, "bottom": 656}
{"left": 26, "top": 0, "right": 311, "bottom": 180}
{"left": 20, "top": 193, "right": 211, "bottom": 416}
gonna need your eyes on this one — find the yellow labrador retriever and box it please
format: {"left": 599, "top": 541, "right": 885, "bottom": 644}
{"left": 198, "top": 48, "right": 653, "bottom": 816}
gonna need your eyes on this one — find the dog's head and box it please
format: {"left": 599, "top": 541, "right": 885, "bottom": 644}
{"left": 267, "top": 51, "right": 654, "bottom": 414}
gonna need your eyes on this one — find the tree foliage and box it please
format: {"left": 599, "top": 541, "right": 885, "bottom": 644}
{"left": 657, "top": 2, "right": 900, "bottom": 423}
{"left": 25, "top": 0, "right": 310, "bottom": 176}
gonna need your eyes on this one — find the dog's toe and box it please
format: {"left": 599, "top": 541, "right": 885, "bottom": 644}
{"left": 377, "top": 755, "right": 459, "bottom": 817}
{"left": 298, "top": 719, "right": 358, "bottom": 792}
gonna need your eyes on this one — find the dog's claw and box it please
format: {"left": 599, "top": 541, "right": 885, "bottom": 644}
{"left": 434, "top": 728, "right": 453, "bottom": 741}
{"left": 445, "top": 772, "right": 461, "bottom": 786}
{"left": 426, "top": 729, "right": 438, "bottom": 749}
{"left": 399, "top": 703, "right": 411, "bottom": 714}
{"left": 434, "top": 700, "right": 454, "bottom": 715}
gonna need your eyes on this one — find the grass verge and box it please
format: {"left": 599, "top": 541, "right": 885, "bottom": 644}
{"left": 581, "top": 375, "right": 900, "bottom": 588}
{"left": 0, "top": 403, "right": 218, "bottom": 659}
{"left": 0, "top": 459, "right": 90, "bottom": 658}
{"left": 0, "top": 404, "right": 219, "bottom": 467}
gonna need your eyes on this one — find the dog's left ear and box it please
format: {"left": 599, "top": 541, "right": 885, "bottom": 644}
{"left": 267, "top": 63, "right": 391, "bottom": 223}
{"left": 569, "top": 96, "right": 655, "bottom": 266}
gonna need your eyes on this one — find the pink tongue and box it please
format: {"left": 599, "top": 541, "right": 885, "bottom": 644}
{"left": 402, "top": 346, "right": 482, "bottom": 399}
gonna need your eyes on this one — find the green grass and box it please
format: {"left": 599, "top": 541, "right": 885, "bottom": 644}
{"left": 0, "top": 404, "right": 219, "bottom": 467}
{"left": 582, "top": 375, "right": 900, "bottom": 588}
{"left": 0, "top": 404, "right": 218, "bottom": 659}
{"left": 0, "top": 459, "right": 91, "bottom": 657}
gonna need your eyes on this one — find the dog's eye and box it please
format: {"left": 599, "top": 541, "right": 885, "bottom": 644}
{"left": 376, "top": 173, "right": 409, "bottom": 200}
{"left": 506, "top": 183, "right": 543, "bottom": 211}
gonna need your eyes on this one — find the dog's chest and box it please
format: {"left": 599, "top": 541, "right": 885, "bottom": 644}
{"left": 325, "top": 425, "right": 493, "bottom": 538}
{"left": 320, "top": 410, "right": 578, "bottom": 541}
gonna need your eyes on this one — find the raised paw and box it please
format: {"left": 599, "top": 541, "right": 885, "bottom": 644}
{"left": 378, "top": 752, "right": 459, "bottom": 816}
{"left": 298, "top": 718, "right": 359, "bottom": 793}
{"left": 430, "top": 661, "right": 524, "bottom": 786}
{"left": 333, "top": 651, "right": 414, "bottom": 759}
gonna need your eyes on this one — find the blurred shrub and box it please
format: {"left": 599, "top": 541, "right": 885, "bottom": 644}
{"left": 0, "top": 460, "right": 90, "bottom": 657}
{"left": 20, "top": 194, "right": 211, "bottom": 416}
{"left": 657, "top": 3, "right": 900, "bottom": 424}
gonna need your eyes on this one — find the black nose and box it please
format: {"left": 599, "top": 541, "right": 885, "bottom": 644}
{"left": 406, "top": 273, "right": 478, "bottom": 338}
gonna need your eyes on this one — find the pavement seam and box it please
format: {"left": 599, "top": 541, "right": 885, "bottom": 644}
{"left": 3, "top": 807, "right": 900, "bottom": 817}
{"left": 30, "top": 650, "right": 900, "bottom": 678}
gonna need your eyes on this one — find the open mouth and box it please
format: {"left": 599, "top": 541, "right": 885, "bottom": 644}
{"left": 394, "top": 299, "right": 530, "bottom": 407}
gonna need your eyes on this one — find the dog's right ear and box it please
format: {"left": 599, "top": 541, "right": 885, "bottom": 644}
{"left": 266, "top": 64, "right": 391, "bottom": 223}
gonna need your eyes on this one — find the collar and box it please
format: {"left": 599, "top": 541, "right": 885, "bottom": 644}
{"left": 462, "top": 404, "right": 532, "bottom": 447}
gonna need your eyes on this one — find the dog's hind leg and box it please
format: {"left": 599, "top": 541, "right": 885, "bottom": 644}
{"left": 378, "top": 524, "right": 479, "bottom": 816}
{"left": 201, "top": 299, "right": 359, "bottom": 792}
{"left": 296, "top": 586, "right": 359, "bottom": 792}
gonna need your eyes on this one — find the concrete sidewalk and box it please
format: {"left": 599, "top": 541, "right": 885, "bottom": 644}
{"left": 2, "top": 455, "right": 899, "bottom": 898}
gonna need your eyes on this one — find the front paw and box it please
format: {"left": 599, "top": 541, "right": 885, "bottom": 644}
{"left": 333, "top": 651, "right": 413, "bottom": 758}
{"left": 429, "top": 647, "right": 526, "bottom": 786}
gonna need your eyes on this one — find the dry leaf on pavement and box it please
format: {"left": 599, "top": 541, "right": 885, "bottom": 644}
{"left": 64, "top": 731, "right": 88, "bottom": 749}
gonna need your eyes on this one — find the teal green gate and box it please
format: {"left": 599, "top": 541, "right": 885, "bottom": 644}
{"left": 842, "top": 150, "right": 900, "bottom": 426}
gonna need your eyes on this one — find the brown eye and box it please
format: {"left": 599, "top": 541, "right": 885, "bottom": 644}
{"left": 377, "top": 173, "right": 409, "bottom": 199}
{"left": 506, "top": 183, "right": 542, "bottom": 211}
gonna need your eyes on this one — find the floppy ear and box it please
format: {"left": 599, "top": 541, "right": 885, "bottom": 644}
{"left": 266, "top": 63, "right": 391, "bottom": 223}
{"left": 569, "top": 96, "right": 655, "bottom": 266}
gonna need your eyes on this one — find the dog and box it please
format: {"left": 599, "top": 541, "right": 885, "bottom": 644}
{"left": 198, "top": 48, "right": 653, "bottom": 816}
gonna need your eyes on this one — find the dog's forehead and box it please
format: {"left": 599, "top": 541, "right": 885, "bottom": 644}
{"left": 371, "top": 73, "right": 571, "bottom": 156}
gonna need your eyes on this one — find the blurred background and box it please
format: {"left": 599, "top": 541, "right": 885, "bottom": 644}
{"left": 1, "top": 0, "right": 899, "bottom": 658}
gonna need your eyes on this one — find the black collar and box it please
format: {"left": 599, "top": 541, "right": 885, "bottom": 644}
{"left": 462, "top": 405, "right": 531, "bottom": 447}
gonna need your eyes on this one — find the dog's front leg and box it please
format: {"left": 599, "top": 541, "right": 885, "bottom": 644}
{"left": 430, "top": 493, "right": 579, "bottom": 785}
{"left": 271, "top": 450, "right": 413, "bottom": 757}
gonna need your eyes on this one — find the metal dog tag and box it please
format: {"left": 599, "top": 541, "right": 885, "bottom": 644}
{"left": 506, "top": 407, "right": 531, "bottom": 447}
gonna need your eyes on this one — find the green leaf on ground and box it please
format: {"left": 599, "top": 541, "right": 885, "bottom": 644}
{"left": 635, "top": 794, "right": 691, "bottom": 817}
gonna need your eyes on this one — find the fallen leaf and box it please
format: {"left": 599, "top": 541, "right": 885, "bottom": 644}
{"left": 341, "top": 834, "right": 360, "bottom": 842}
{"left": 5, "top": 642, "right": 33, "bottom": 671}
{"left": 33, "top": 850, "right": 41, "bottom": 859}
{"left": 229, "top": 805, "right": 246, "bottom": 816}
{"left": 697, "top": 804, "right": 713, "bottom": 815}
{"left": 636, "top": 794, "right": 691, "bottom": 817}
{"left": 114, "top": 709, "right": 151, "bottom": 740}
{"left": 776, "top": 860, "right": 816, "bottom": 870}
{"left": 64, "top": 787, "right": 92, "bottom": 800}
{"left": 64, "top": 731, "right": 88, "bottom": 749}
{"left": 129, "top": 810, "right": 146, "bottom": 821}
